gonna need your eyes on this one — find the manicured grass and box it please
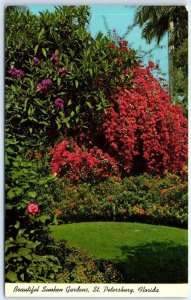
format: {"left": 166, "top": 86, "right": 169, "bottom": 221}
{"left": 51, "top": 222, "right": 188, "bottom": 283}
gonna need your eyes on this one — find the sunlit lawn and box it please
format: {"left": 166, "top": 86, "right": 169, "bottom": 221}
{"left": 51, "top": 222, "right": 188, "bottom": 283}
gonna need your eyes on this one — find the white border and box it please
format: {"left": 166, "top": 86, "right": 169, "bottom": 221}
{"left": 4, "top": 283, "right": 189, "bottom": 297}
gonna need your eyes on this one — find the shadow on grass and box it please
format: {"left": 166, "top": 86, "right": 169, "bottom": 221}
{"left": 115, "top": 241, "right": 188, "bottom": 283}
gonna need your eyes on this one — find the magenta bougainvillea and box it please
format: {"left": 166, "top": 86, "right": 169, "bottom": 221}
{"left": 102, "top": 64, "right": 188, "bottom": 174}
{"left": 50, "top": 139, "right": 119, "bottom": 183}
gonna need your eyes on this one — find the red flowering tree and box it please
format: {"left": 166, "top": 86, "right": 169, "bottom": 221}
{"left": 101, "top": 63, "right": 188, "bottom": 175}
{"left": 49, "top": 43, "right": 187, "bottom": 178}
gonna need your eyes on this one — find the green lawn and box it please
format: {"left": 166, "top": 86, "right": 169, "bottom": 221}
{"left": 51, "top": 222, "right": 188, "bottom": 283}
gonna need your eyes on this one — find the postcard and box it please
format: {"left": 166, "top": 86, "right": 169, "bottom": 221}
{"left": 4, "top": 3, "right": 188, "bottom": 298}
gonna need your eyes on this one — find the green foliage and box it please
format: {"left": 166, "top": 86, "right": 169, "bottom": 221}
{"left": 5, "top": 138, "right": 63, "bottom": 215}
{"left": 134, "top": 6, "right": 188, "bottom": 50}
{"left": 5, "top": 6, "right": 137, "bottom": 148}
{"left": 170, "top": 37, "right": 188, "bottom": 113}
{"left": 57, "top": 174, "right": 187, "bottom": 227}
{"left": 134, "top": 6, "right": 188, "bottom": 113}
{"left": 55, "top": 242, "right": 123, "bottom": 283}
{"left": 5, "top": 139, "right": 64, "bottom": 282}
{"left": 5, "top": 224, "right": 61, "bottom": 283}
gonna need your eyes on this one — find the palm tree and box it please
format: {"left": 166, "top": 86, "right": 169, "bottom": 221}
{"left": 134, "top": 6, "right": 187, "bottom": 47}
{"left": 134, "top": 6, "right": 188, "bottom": 111}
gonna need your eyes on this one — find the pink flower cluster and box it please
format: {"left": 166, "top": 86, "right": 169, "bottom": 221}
{"left": 54, "top": 98, "right": 64, "bottom": 109}
{"left": 27, "top": 203, "right": 39, "bottom": 215}
{"left": 9, "top": 67, "right": 25, "bottom": 78}
{"left": 50, "top": 139, "right": 119, "bottom": 183}
{"left": 37, "top": 79, "right": 52, "bottom": 94}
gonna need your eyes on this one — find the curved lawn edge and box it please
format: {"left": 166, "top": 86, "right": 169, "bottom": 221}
{"left": 51, "top": 222, "right": 188, "bottom": 283}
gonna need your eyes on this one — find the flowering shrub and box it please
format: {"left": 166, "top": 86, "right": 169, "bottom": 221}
{"left": 5, "top": 6, "right": 187, "bottom": 175}
{"left": 5, "top": 6, "right": 137, "bottom": 149}
{"left": 57, "top": 175, "right": 187, "bottom": 227}
{"left": 5, "top": 139, "right": 65, "bottom": 282}
{"left": 50, "top": 139, "right": 119, "bottom": 183}
{"left": 102, "top": 65, "right": 188, "bottom": 175}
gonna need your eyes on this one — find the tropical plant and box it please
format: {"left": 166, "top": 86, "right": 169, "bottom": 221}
{"left": 134, "top": 6, "right": 188, "bottom": 113}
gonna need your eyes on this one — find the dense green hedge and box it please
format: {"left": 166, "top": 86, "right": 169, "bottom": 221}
{"left": 56, "top": 174, "right": 188, "bottom": 228}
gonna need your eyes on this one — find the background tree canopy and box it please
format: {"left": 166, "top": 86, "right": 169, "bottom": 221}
{"left": 134, "top": 6, "right": 188, "bottom": 114}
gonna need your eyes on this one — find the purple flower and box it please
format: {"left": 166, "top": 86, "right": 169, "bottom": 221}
{"left": 54, "top": 98, "right": 64, "bottom": 109}
{"left": 51, "top": 52, "right": 59, "bottom": 64}
{"left": 37, "top": 79, "right": 52, "bottom": 94}
{"left": 33, "top": 57, "right": 41, "bottom": 66}
{"left": 9, "top": 67, "right": 25, "bottom": 78}
{"left": 59, "top": 67, "right": 68, "bottom": 75}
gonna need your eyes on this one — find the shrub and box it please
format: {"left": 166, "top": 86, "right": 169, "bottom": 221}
{"left": 55, "top": 242, "right": 123, "bottom": 283}
{"left": 50, "top": 139, "right": 119, "bottom": 183}
{"left": 102, "top": 65, "right": 188, "bottom": 175}
{"left": 5, "top": 139, "right": 124, "bottom": 283}
{"left": 5, "top": 6, "right": 137, "bottom": 149}
{"left": 5, "top": 139, "right": 64, "bottom": 282}
{"left": 57, "top": 175, "right": 187, "bottom": 227}
{"left": 5, "top": 219, "right": 61, "bottom": 283}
